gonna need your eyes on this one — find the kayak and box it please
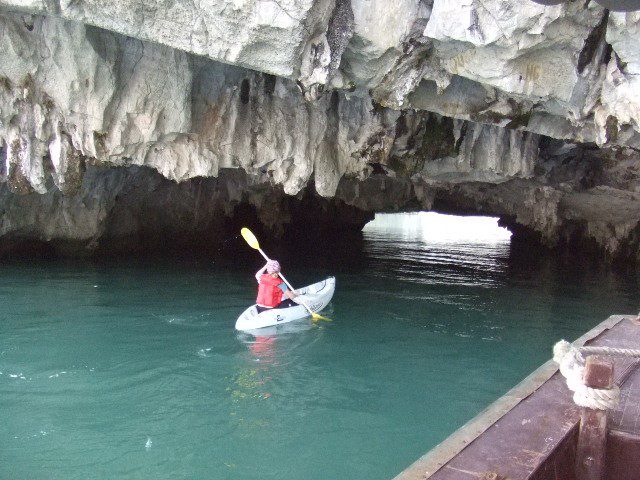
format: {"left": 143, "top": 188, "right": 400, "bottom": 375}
{"left": 235, "top": 277, "right": 335, "bottom": 331}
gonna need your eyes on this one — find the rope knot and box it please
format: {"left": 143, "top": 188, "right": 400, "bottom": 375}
{"left": 552, "top": 340, "right": 619, "bottom": 411}
{"left": 552, "top": 340, "right": 573, "bottom": 364}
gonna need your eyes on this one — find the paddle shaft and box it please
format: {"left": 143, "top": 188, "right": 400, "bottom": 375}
{"left": 256, "top": 248, "right": 316, "bottom": 315}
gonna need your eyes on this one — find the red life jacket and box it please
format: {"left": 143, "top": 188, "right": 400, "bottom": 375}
{"left": 256, "top": 274, "right": 283, "bottom": 307}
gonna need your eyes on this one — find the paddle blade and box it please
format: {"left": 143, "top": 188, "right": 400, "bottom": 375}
{"left": 311, "top": 312, "right": 332, "bottom": 322}
{"left": 241, "top": 228, "right": 260, "bottom": 250}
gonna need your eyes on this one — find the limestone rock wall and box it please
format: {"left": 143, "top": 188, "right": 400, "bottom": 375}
{"left": 4, "top": 0, "right": 640, "bottom": 147}
{"left": 1, "top": 0, "right": 336, "bottom": 79}
{"left": 0, "top": 2, "right": 640, "bottom": 262}
{"left": 0, "top": 12, "right": 388, "bottom": 198}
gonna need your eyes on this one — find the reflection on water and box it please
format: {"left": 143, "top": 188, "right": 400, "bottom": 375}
{"left": 235, "top": 318, "right": 316, "bottom": 340}
{"left": 363, "top": 213, "right": 512, "bottom": 287}
{"left": 363, "top": 212, "right": 512, "bottom": 243}
{"left": 1, "top": 213, "right": 639, "bottom": 480}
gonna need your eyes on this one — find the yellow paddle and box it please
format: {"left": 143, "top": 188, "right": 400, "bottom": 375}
{"left": 240, "top": 228, "right": 331, "bottom": 322}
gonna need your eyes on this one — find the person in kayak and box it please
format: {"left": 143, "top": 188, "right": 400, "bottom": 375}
{"left": 255, "top": 260, "right": 299, "bottom": 313}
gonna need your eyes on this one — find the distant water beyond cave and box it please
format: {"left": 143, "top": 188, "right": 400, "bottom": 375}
{"left": 363, "top": 212, "right": 513, "bottom": 244}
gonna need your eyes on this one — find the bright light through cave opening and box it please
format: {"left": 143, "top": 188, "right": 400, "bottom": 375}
{"left": 362, "top": 212, "right": 512, "bottom": 244}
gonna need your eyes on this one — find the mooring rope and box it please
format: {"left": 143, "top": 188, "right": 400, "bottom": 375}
{"left": 553, "top": 340, "right": 622, "bottom": 410}
{"left": 580, "top": 346, "right": 640, "bottom": 357}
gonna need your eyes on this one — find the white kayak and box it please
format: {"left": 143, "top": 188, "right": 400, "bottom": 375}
{"left": 235, "top": 277, "right": 335, "bottom": 331}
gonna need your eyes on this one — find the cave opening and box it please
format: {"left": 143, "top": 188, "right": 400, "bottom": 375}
{"left": 362, "top": 211, "right": 513, "bottom": 245}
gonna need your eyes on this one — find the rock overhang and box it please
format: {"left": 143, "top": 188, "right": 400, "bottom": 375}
{"left": 0, "top": 1, "right": 640, "bottom": 262}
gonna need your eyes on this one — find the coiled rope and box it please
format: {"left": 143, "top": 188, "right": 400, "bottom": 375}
{"left": 553, "top": 340, "right": 627, "bottom": 411}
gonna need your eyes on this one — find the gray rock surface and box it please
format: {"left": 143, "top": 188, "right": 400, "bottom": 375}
{"left": 1, "top": 2, "right": 640, "bottom": 262}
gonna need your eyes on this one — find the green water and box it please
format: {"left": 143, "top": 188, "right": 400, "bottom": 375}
{"left": 1, "top": 213, "right": 639, "bottom": 480}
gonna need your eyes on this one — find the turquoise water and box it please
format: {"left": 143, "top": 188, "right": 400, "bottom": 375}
{"left": 1, "top": 213, "right": 639, "bottom": 480}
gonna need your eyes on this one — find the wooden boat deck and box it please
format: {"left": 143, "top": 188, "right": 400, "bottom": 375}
{"left": 394, "top": 315, "right": 640, "bottom": 480}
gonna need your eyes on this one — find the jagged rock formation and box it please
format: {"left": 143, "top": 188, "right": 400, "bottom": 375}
{"left": 0, "top": 2, "right": 640, "bottom": 262}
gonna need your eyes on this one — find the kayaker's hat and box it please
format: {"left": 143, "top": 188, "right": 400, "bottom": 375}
{"left": 266, "top": 260, "right": 281, "bottom": 274}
